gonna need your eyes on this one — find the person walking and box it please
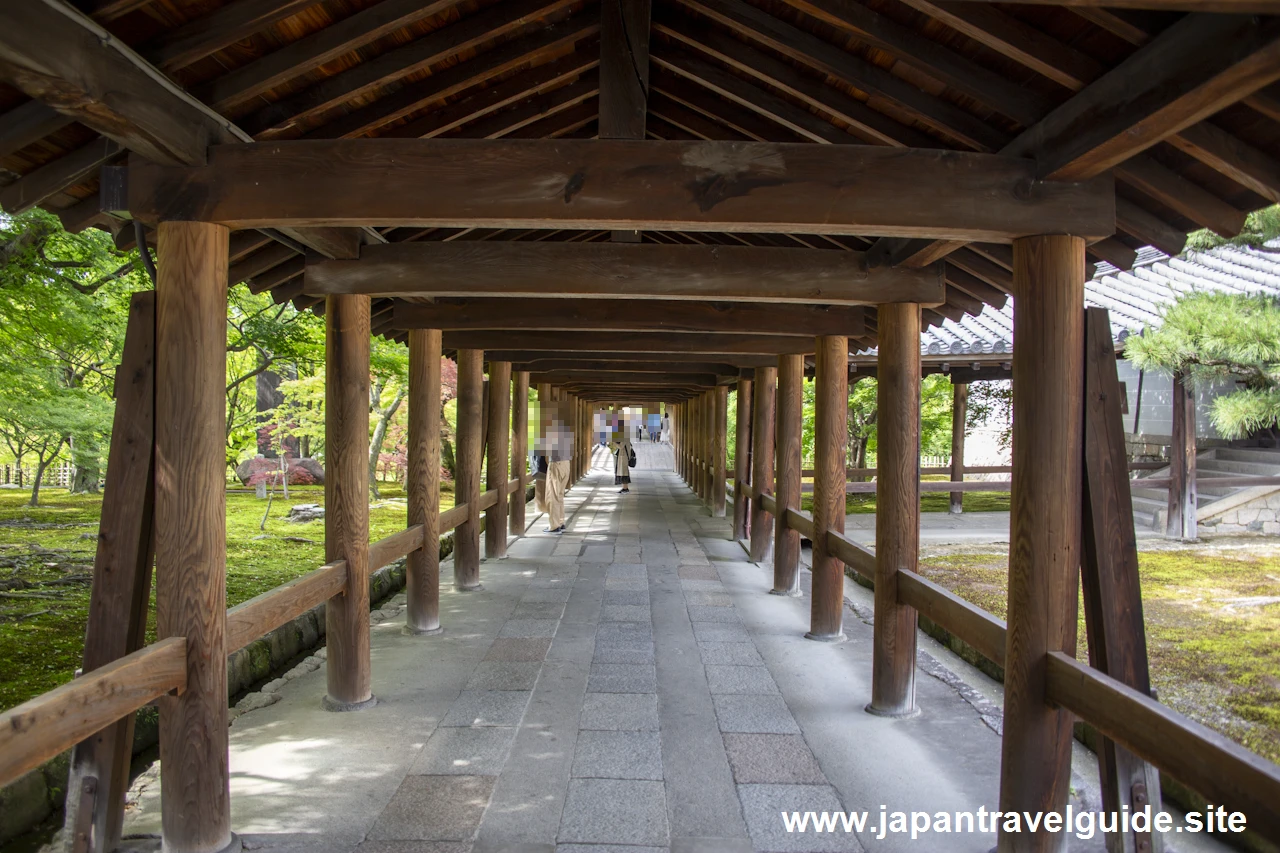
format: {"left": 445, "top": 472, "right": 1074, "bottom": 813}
{"left": 614, "top": 437, "right": 635, "bottom": 493}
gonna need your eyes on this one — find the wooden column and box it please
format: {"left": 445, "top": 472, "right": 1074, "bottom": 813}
{"left": 155, "top": 221, "right": 233, "bottom": 852}
{"left": 689, "top": 397, "right": 699, "bottom": 493}
{"left": 950, "top": 381, "right": 968, "bottom": 515}
{"left": 1167, "top": 372, "right": 1197, "bottom": 540}
{"left": 868, "top": 304, "right": 921, "bottom": 715}
{"left": 704, "top": 390, "right": 715, "bottom": 502}
{"left": 486, "top": 361, "right": 511, "bottom": 559}
{"left": 808, "top": 336, "right": 848, "bottom": 641}
{"left": 749, "top": 366, "right": 777, "bottom": 564}
{"left": 773, "top": 354, "right": 803, "bottom": 595}
{"left": 999, "top": 235, "right": 1085, "bottom": 852}
{"left": 406, "top": 328, "right": 442, "bottom": 634}
{"left": 712, "top": 386, "right": 728, "bottom": 517}
{"left": 733, "top": 378, "right": 754, "bottom": 541}
{"left": 510, "top": 370, "right": 530, "bottom": 536}
{"left": 323, "top": 292, "right": 373, "bottom": 712}
{"left": 454, "top": 349, "right": 484, "bottom": 590}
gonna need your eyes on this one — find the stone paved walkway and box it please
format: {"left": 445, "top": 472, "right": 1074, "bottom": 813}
{"left": 124, "top": 443, "right": 1013, "bottom": 853}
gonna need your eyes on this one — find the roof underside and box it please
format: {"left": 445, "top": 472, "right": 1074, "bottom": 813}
{"left": 2, "top": 0, "right": 1278, "bottom": 400}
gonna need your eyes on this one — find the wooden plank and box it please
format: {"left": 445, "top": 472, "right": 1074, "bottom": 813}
{"left": 314, "top": 242, "right": 939, "bottom": 306}
{"left": 442, "top": 331, "right": 820, "bottom": 354}
{"left": 392, "top": 298, "right": 868, "bottom": 335}
{"left": 1169, "top": 121, "right": 1280, "bottom": 205}
{"left": 680, "top": 0, "right": 1007, "bottom": 151}
{"left": 369, "top": 524, "right": 425, "bottom": 573}
{"left": 1004, "top": 14, "right": 1280, "bottom": 179}
{"left": 1046, "top": 651, "right": 1280, "bottom": 844}
{"left": 0, "top": 1, "right": 240, "bottom": 165}
{"left": 599, "top": 0, "right": 651, "bottom": 140}
{"left": 0, "top": 137, "right": 121, "bottom": 214}
{"left": 439, "top": 503, "right": 469, "bottom": 532}
{"left": 808, "top": 335, "right": 848, "bottom": 640}
{"left": 226, "top": 562, "right": 346, "bottom": 653}
{"left": 66, "top": 290, "right": 155, "bottom": 852}
{"left": 147, "top": 0, "right": 325, "bottom": 71}
{"left": 244, "top": 0, "right": 578, "bottom": 137}
{"left": 869, "top": 302, "right": 921, "bottom": 715}
{"left": 518, "top": 359, "right": 739, "bottom": 374}
{"left": 897, "top": 570, "right": 1006, "bottom": 668}
{"left": 319, "top": 19, "right": 600, "bottom": 140}
{"left": 485, "top": 362, "right": 512, "bottom": 559}
{"left": 229, "top": 242, "right": 298, "bottom": 287}
{"left": 999, "top": 235, "right": 1085, "bottom": 847}
{"left": 323, "top": 293, "right": 373, "bottom": 711}
{"left": 773, "top": 354, "right": 804, "bottom": 594}
{"left": 0, "top": 638, "right": 186, "bottom": 789}
{"left": 127, "top": 140, "right": 1117, "bottom": 242}
{"left": 197, "top": 0, "right": 462, "bottom": 111}
{"left": 826, "top": 529, "right": 875, "bottom": 580}
{"left": 948, "top": 0, "right": 1280, "bottom": 11}
{"left": 1115, "top": 197, "right": 1188, "bottom": 257}
{"left": 784, "top": 506, "right": 815, "bottom": 539}
{"left": 454, "top": 350, "right": 485, "bottom": 589}
{"left": 154, "top": 221, "right": 232, "bottom": 849}
{"left": 1082, "top": 306, "right": 1164, "bottom": 853}
{"left": 0, "top": 100, "right": 73, "bottom": 159}
{"left": 531, "top": 371, "right": 720, "bottom": 386}
{"left": 1115, "top": 157, "right": 1247, "bottom": 237}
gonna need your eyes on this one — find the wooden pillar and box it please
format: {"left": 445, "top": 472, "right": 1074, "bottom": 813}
{"left": 486, "top": 361, "right": 511, "bottom": 560}
{"left": 454, "top": 349, "right": 484, "bottom": 590}
{"left": 712, "top": 386, "right": 728, "bottom": 517}
{"left": 808, "top": 336, "right": 848, "bottom": 641}
{"left": 406, "top": 328, "right": 442, "bottom": 635}
{"left": 999, "top": 235, "right": 1085, "bottom": 853}
{"left": 749, "top": 366, "right": 777, "bottom": 564}
{"left": 689, "top": 397, "right": 699, "bottom": 493}
{"left": 950, "top": 381, "right": 968, "bottom": 515}
{"left": 868, "top": 304, "right": 921, "bottom": 715}
{"left": 510, "top": 370, "right": 530, "bottom": 537}
{"left": 323, "top": 293, "right": 373, "bottom": 712}
{"left": 1167, "top": 372, "right": 1197, "bottom": 540}
{"left": 155, "top": 221, "right": 233, "bottom": 852}
{"left": 703, "top": 390, "right": 714, "bottom": 502}
{"left": 773, "top": 354, "right": 803, "bottom": 595}
{"left": 732, "top": 378, "right": 754, "bottom": 541}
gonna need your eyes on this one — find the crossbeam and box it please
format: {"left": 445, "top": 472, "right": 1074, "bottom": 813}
{"left": 488, "top": 350, "right": 778, "bottom": 367}
{"left": 126, "top": 139, "right": 1116, "bottom": 242}
{"left": 442, "top": 330, "right": 819, "bottom": 353}
{"left": 311, "top": 243, "right": 935, "bottom": 308}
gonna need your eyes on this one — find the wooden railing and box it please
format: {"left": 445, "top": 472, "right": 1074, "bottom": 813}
{"left": 0, "top": 638, "right": 187, "bottom": 785}
{"left": 733, "top": 479, "right": 1280, "bottom": 842}
{"left": 0, "top": 476, "right": 533, "bottom": 791}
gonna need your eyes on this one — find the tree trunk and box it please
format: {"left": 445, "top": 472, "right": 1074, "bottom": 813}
{"left": 441, "top": 437, "right": 457, "bottom": 480}
{"left": 29, "top": 456, "right": 51, "bottom": 507}
{"left": 368, "top": 387, "right": 406, "bottom": 500}
{"left": 70, "top": 437, "right": 101, "bottom": 494}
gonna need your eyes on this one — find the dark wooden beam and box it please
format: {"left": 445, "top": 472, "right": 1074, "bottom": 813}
{"left": 243, "top": 0, "right": 578, "bottom": 138}
{"left": 599, "top": 0, "right": 651, "bottom": 139}
{"left": 391, "top": 297, "right": 867, "bottom": 335}
{"left": 944, "top": 0, "right": 1280, "bottom": 11}
{"left": 128, "top": 139, "right": 1116, "bottom": 242}
{"left": 442, "top": 331, "right": 821, "bottom": 354}
{"left": 447, "top": 75, "right": 599, "bottom": 139}
{"left": 530, "top": 371, "right": 720, "bottom": 385}
{"left": 307, "top": 241, "right": 941, "bottom": 305}
{"left": 0, "top": 100, "right": 74, "bottom": 159}
{"left": 514, "top": 359, "right": 739, "bottom": 374}
{"left": 147, "top": 0, "right": 324, "bottom": 72}
{"left": 1004, "top": 14, "right": 1280, "bottom": 180}
{"left": 0, "top": 138, "right": 121, "bottom": 214}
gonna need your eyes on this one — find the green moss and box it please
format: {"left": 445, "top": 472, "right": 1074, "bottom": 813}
{"left": 918, "top": 547, "right": 1280, "bottom": 763}
{"left": 800, "top": 489, "right": 1011, "bottom": 515}
{"left": 0, "top": 484, "right": 455, "bottom": 711}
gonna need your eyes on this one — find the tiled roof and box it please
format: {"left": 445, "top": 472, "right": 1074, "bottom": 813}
{"left": 859, "top": 243, "right": 1280, "bottom": 359}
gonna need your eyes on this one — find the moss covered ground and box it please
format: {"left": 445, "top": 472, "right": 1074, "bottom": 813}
{"left": 917, "top": 544, "right": 1280, "bottom": 764}
{"left": 0, "top": 484, "right": 454, "bottom": 711}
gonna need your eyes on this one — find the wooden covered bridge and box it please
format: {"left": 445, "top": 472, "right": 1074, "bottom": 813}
{"left": 2, "top": 0, "right": 1280, "bottom": 851}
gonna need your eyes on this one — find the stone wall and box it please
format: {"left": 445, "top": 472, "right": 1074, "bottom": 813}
{"left": 1200, "top": 490, "right": 1280, "bottom": 535}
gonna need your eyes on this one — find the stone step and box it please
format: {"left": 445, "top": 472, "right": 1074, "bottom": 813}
{"left": 1213, "top": 447, "right": 1280, "bottom": 466}
{"left": 1199, "top": 458, "right": 1280, "bottom": 477}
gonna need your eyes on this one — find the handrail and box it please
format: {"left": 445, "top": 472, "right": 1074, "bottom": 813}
{"left": 506, "top": 477, "right": 521, "bottom": 495}
{"left": 439, "top": 503, "right": 468, "bottom": 531}
{"left": 759, "top": 493, "right": 777, "bottom": 515}
{"left": 369, "top": 524, "right": 424, "bottom": 573}
{"left": 227, "top": 561, "right": 346, "bottom": 653}
{"left": 477, "top": 489, "right": 499, "bottom": 512}
{"left": 0, "top": 637, "right": 187, "bottom": 788}
{"left": 1047, "top": 651, "right": 1280, "bottom": 843}
{"left": 897, "top": 569, "right": 1007, "bottom": 668}
{"left": 1134, "top": 475, "right": 1280, "bottom": 489}
{"left": 784, "top": 507, "right": 815, "bottom": 539}
{"left": 825, "top": 530, "right": 875, "bottom": 581}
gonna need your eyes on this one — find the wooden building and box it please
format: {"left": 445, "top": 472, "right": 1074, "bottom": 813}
{"left": 1, "top": 0, "right": 1280, "bottom": 851}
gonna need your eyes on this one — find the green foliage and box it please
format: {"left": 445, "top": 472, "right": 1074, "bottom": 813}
{"left": 1126, "top": 290, "right": 1280, "bottom": 439}
{"left": 1185, "top": 204, "right": 1280, "bottom": 253}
